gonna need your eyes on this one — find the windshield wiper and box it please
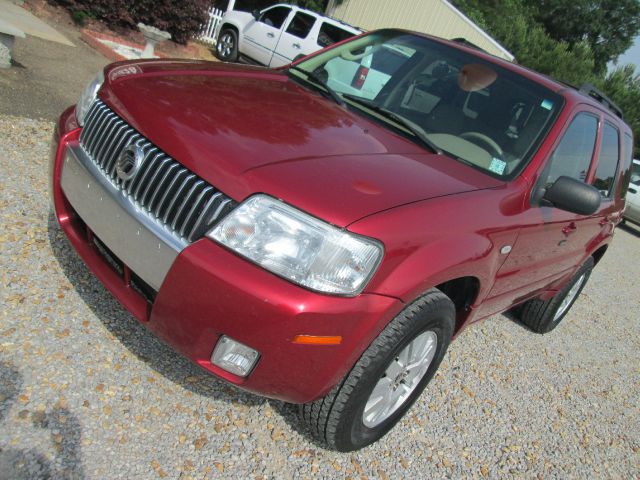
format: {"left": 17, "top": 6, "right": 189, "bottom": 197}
{"left": 288, "top": 66, "right": 346, "bottom": 107}
{"left": 342, "top": 94, "right": 442, "bottom": 154}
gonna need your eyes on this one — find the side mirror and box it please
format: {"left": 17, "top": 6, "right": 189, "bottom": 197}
{"left": 542, "top": 176, "right": 601, "bottom": 215}
{"left": 252, "top": 9, "right": 260, "bottom": 21}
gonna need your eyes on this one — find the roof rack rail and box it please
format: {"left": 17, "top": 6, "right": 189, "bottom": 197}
{"left": 578, "top": 83, "right": 624, "bottom": 119}
{"left": 451, "top": 37, "right": 486, "bottom": 53}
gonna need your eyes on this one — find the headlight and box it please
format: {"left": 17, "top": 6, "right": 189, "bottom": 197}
{"left": 208, "top": 195, "right": 383, "bottom": 296}
{"left": 75, "top": 70, "right": 104, "bottom": 126}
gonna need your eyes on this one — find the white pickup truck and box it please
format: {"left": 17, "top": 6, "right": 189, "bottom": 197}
{"left": 215, "top": 4, "right": 361, "bottom": 67}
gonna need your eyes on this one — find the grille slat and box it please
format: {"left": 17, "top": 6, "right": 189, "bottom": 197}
{"left": 97, "top": 119, "right": 125, "bottom": 169}
{"left": 94, "top": 112, "right": 118, "bottom": 167}
{"left": 155, "top": 170, "right": 188, "bottom": 219}
{"left": 148, "top": 163, "right": 180, "bottom": 212}
{"left": 163, "top": 174, "right": 197, "bottom": 225}
{"left": 188, "top": 192, "right": 223, "bottom": 240}
{"left": 130, "top": 150, "right": 161, "bottom": 200}
{"left": 171, "top": 179, "right": 205, "bottom": 231}
{"left": 79, "top": 100, "right": 235, "bottom": 243}
{"left": 180, "top": 186, "right": 214, "bottom": 238}
{"left": 106, "top": 129, "right": 136, "bottom": 176}
{"left": 143, "top": 159, "right": 174, "bottom": 207}
{"left": 81, "top": 104, "right": 104, "bottom": 152}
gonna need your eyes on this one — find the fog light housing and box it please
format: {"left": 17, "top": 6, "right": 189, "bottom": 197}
{"left": 211, "top": 336, "right": 260, "bottom": 377}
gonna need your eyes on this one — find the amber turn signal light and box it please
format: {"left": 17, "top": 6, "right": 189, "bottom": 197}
{"left": 292, "top": 335, "right": 342, "bottom": 345}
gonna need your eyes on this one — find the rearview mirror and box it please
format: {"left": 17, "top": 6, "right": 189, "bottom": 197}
{"left": 542, "top": 176, "right": 601, "bottom": 215}
{"left": 252, "top": 9, "right": 260, "bottom": 21}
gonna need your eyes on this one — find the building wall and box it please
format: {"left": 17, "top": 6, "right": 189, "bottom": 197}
{"left": 326, "top": 0, "right": 514, "bottom": 61}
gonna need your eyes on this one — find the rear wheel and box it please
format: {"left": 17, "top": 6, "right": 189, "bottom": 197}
{"left": 519, "top": 257, "right": 594, "bottom": 333}
{"left": 299, "top": 289, "right": 455, "bottom": 451}
{"left": 216, "top": 29, "right": 238, "bottom": 62}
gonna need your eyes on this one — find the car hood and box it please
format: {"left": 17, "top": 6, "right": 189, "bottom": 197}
{"left": 100, "top": 60, "right": 502, "bottom": 227}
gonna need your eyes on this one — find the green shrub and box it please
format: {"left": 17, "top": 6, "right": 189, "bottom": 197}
{"left": 70, "top": 10, "right": 96, "bottom": 26}
{"left": 50, "top": 0, "right": 211, "bottom": 44}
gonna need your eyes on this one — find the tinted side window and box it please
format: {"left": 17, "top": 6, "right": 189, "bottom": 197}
{"left": 620, "top": 133, "right": 635, "bottom": 196}
{"left": 542, "top": 114, "right": 598, "bottom": 187}
{"left": 593, "top": 123, "right": 620, "bottom": 198}
{"left": 286, "top": 12, "right": 316, "bottom": 39}
{"left": 317, "top": 23, "right": 353, "bottom": 47}
{"left": 260, "top": 7, "right": 291, "bottom": 29}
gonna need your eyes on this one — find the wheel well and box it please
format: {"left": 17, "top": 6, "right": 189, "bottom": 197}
{"left": 436, "top": 277, "right": 480, "bottom": 333}
{"left": 219, "top": 23, "right": 238, "bottom": 37}
{"left": 591, "top": 245, "right": 608, "bottom": 265}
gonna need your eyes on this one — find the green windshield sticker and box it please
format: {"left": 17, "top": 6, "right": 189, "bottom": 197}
{"left": 489, "top": 158, "right": 507, "bottom": 175}
{"left": 541, "top": 99, "right": 554, "bottom": 110}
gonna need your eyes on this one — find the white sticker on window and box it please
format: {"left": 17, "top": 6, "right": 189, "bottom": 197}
{"left": 489, "top": 157, "right": 507, "bottom": 175}
{"left": 541, "top": 99, "right": 554, "bottom": 110}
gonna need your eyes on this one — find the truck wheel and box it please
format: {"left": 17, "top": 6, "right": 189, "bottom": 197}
{"left": 216, "top": 29, "right": 238, "bottom": 62}
{"left": 299, "top": 289, "right": 455, "bottom": 451}
{"left": 519, "top": 257, "right": 594, "bottom": 334}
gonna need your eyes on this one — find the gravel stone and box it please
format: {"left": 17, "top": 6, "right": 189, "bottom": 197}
{"left": 0, "top": 114, "right": 639, "bottom": 478}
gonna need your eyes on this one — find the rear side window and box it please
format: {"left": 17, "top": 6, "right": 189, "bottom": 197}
{"left": 541, "top": 113, "right": 598, "bottom": 187}
{"left": 286, "top": 12, "right": 316, "bottom": 39}
{"left": 592, "top": 123, "right": 620, "bottom": 198}
{"left": 620, "top": 134, "right": 636, "bottom": 196}
{"left": 317, "top": 23, "right": 353, "bottom": 48}
{"left": 259, "top": 7, "right": 291, "bottom": 29}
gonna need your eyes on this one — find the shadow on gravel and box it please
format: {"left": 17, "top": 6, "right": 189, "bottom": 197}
{"left": 500, "top": 307, "right": 538, "bottom": 334}
{"left": 47, "top": 212, "right": 266, "bottom": 409}
{"left": 0, "top": 361, "right": 85, "bottom": 479}
{"left": 618, "top": 221, "right": 640, "bottom": 238}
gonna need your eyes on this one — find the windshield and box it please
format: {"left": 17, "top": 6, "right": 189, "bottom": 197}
{"left": 291, "top": 30, "right": 563, "bottom": 179}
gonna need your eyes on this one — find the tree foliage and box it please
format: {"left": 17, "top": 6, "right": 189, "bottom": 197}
{"left": 535, "top": 0, "right": 640, "bottom": 75}
{"left": 597, "top": 66, "right": 640, "bottom": 154}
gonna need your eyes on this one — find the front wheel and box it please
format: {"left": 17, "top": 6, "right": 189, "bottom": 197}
{"left": 299, "top": 289, "right": 455, "bottom": 451}
{"left": 519, "top": 257, "right": 594, "bottom": 333}
{"left": 216, "top": 29, "right": 238, "bottom": 62}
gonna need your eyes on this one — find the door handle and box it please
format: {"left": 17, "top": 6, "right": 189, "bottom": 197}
{"left": 562, "top": 222, "right": 577, "bottom": 235}
{"left": 267, "top": 32, "right": 275, "bottom": 38}
{"left": 293, "top": 43, "right": 301, "bottom": 49}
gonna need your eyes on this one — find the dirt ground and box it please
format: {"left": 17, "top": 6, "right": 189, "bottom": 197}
{"left": 0, "top": 0, "right": 216, "bottom": 121}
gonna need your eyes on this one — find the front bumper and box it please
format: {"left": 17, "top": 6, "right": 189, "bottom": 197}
{"left": 51, "top": 107, "right": 402, "bottom": 403}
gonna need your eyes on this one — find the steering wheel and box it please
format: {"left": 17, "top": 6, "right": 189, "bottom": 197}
{"left": 460, "top": 131, "right": 503, "bottom": 158}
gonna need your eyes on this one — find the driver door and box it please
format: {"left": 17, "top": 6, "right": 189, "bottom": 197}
{"left": 486, "top": 111, "right": 603, "bottom": 313}
{"left": 242, "top": 6, "right": 292, "bottom": 65}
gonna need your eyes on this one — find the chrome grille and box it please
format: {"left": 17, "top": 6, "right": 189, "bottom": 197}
{"left": 79, "top": 100, "right": 235, "bottom": 243}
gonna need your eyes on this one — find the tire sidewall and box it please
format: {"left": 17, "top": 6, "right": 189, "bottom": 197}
{"left": 545, "top": 257, "right": 594, "bottom": 332}
{"left": 335, "top": 295, "right": 454, "bottom": 450}
{"left": 216, "top": 30, "right": 238, "bottom": 62}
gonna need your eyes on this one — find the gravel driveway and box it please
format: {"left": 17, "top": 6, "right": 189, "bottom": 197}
{"left": 1, "top": 115, "right": 639, "bottom": 479}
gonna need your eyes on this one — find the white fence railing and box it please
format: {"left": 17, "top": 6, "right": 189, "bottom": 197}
{"left": 199, "top": 6, "right": 224, "bottom": 45}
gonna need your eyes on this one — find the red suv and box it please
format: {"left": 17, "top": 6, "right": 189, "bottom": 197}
{"left": 50, "top": 29, "right": 634, "bottom": 451}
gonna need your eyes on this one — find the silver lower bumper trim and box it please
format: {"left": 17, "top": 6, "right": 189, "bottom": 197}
{"left": 60, "top": 144, "right": 187, "bottom": 291}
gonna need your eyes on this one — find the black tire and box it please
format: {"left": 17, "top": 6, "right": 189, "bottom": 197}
{"left": 299, "top": 289, "right": 455, "bottom": 451}
{"left": 519, "top": 257, "right": 594, "bottom": 334}
{"left": 216, "top": 29, "right": 238, "bottom": 62}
